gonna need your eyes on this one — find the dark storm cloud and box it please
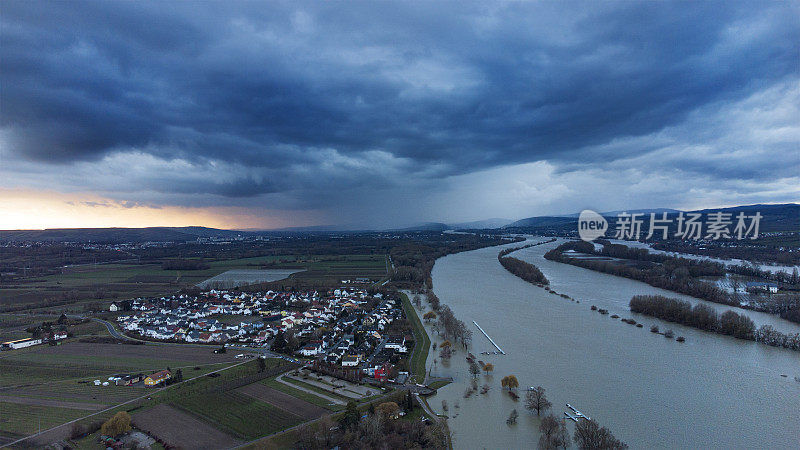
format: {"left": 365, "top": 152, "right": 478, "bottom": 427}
{"left": 1, "top": 1, "right": 797, "bottom": 204}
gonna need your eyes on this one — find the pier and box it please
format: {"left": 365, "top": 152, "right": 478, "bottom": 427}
{"left": 473, "top": 320, "right": 505, "bottom": 355}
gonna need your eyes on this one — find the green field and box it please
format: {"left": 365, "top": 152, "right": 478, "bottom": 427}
{"left": 0, "top": 402, "right": 88, "bottom": 439}
{"left": 172, "top": 390, "right": 302, "bottom": 439}
{"left": 400, "top": 293, "right": 430, "bottom": 384}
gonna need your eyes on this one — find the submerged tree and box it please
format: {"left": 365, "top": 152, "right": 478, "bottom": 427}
{"left": 525, "top": 386, "right": 552, "bottom": 416}
{"left": 539, "top": 414, "right": 569, "bottom": 450}
{"left": 501, "top": 375, "right": 519, "bottom": 390}
{"left": 506, "top": 409, "right": 519, "bottom": 425}
{"left": 573, "top": 419, "right": 628, "bottom": 450}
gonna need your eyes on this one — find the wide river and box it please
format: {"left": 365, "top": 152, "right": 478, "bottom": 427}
{"left": 422, "top": 238, "right": 800, "bottom": 449}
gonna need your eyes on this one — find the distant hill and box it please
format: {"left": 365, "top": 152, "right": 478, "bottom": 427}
{"left": 504, "top": 216, "right": 577, "bottom": 228}
{"left": 504, "top": 203, "right": 799, "bottom": 234}
{"left": 393, "top": 222, "right": 450, "bottom": 232}
{"left": 0, "top": 226, "right": 248, "bottom": 243}
{"left": 449, "top": 218, "right": 513, "bottom": 229}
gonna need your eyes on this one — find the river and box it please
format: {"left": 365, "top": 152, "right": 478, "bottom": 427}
{"left": 421, "top": 238, "right": 800, "bottom": 449}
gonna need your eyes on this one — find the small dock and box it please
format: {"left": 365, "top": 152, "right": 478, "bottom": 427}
{"left": 473, "top": 321, "right": 505, "bottom": 355}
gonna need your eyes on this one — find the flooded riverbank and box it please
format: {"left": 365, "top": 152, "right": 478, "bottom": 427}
{"left": 423, "top": 238, "right": 800, "bottom": 449}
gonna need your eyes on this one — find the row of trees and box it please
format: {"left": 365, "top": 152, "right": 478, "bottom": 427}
{"left": 498, "top": 253, "right": 550, "bottom": 285}
{"left": 727, "top": 263, "right": 799, "bottom": 285}
{"left": 630, "top": 295, "right": 755, "bottom": 339}
{"left": 545, "top": 242, "right": 735, "bottom": 306}
{"left": 434, "top": 305, "right": 472, "bottom": 348}
{"left": 629, "top": 295, "right": 800, "bottom": 350}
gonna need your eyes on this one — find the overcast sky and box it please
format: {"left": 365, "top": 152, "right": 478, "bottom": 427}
{"left": 1, "top": 1, "right": 798, "bottom": 229}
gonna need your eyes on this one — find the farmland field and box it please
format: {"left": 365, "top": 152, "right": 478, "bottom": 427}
{"left": 197, "top": 269, "right": 303, "bottom": 288}
{"left": 0, "top": 401, "right": 88, "bottom": 439}
{"left": 0, "top": 342, "right": 242, "bottom": 402}
{"left": 133, "top": 404, "right": 242, "bottom": 449}
{"left": 0, "top": 253, "right": 388, "bottom": 312}
{"left": 237, "top": 382, "right": 328, "bottom": 420}
{"left": 0, "top": 343, "right": 255, "bottom": 444}
{"left": 171, "top": 390, "right": 303, "bottom": 439}
{"left": 261, "top": 377, "right": 343, "bottom": 411}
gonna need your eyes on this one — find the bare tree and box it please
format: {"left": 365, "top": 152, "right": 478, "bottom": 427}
{"left": 506, "top": 409, "right": 519, "bottom": 425}
{"left": 539, "top": 414, "right": 569, "bottom": 449}
{"left": 525, "top": 386, "right": 552, "bottom": 416}
{"left": 573, "top": 419, "right": 628, "bottom": 450}
{"left": 468, "top": 361, "right": 481, "bottom": 378}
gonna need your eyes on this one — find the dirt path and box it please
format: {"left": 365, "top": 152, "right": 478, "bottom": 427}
{"left": 0, "top": 395, "right": 106, "bottom": 411}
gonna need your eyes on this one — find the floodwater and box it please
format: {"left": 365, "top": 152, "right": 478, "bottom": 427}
{"left": 196, "top": 269, "right": 303, "bottom": 288}
{"left": 421, "top": 238, "right": 800, "bottom": 449}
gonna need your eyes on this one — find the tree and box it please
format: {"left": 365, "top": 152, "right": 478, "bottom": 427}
{"left": 483, "top": 363, "right": 494, "bottom": 375}
{"left": 376, "top": 401, "right": 400, "bottom": 421}
{"left": 340, "top": 400, "right": 360, "bottom": 430}
{"left": 100, "top": 411, "right": 131, "bottom": 438}
{"left": 423, "top": 311, "right": 437, "bottom": 323}
{"left": 501, "top": 375, "right": 519, "bottom": 390}
{"left": 257, "top": 357, "right": 266, "bottom": 373}
{"left": 175, "top": 368, "right": 183, "bottom": 382}
{"left": 573, "top": 419, "right": 628, "bottom": 450}
{"left": 539, "top": 414, "right": 569, "bottom": 450}
{"left": 525, "top": 386, "right": 552, "bottom": 416}
{"left": 506, "top": 409, "right": 519, "bottom": 425}
{"left": 468, "top": 361, "right": 481, "bottom": 379}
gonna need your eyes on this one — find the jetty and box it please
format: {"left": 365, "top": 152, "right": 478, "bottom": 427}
{"left": 473, "top": 320, "right": 505, "bottom": 355}
{"left": 564, "top": 403, "right": 591, "bottom": 422}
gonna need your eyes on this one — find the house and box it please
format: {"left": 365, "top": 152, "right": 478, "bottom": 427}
{"left": 341, "top": 355, "right": 361, "bottom": 367}
{"left": 301, "top": 342, "right": 323, "bottom": 356}
{"left": 385, "top": 336, "right": 407, "bottom": 353}
{"left": 109, "top": 302, "right": 120, "bottom": 312}
{"left": 374, "top": 363, "right": 393, "bottom": 381}
{"left": 144, "top": 370, "right": 171, "bottom": 387}
{"left": 746, "top": 282, "right": 779, "bottom": 293}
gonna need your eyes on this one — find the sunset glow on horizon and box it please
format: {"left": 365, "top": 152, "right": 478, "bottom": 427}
{"left": 0, "top": 189, "right": 320, "bottom": 230}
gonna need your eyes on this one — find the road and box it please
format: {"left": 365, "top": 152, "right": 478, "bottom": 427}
{"left": 86, "top": 316, "right": 131, "bottom": 340}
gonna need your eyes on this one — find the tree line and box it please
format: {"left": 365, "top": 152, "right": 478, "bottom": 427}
{"left": 545, "top": 241, "right": 735, "bottom": 306}
{"left": 498, "top": 249, "right": 549, "bottom": 285}
{"left": 629, "top": 295, "right": 800, "bottom": 351}
{"left": 434, "top": 304, "right": 472, "bottom": 348}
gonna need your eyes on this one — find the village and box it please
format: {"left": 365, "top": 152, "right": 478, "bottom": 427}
{"left": 112, "top": 286, "right": 412, "bottom": 381}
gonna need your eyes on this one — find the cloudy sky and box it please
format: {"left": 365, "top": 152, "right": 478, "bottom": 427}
{"left": 1, "top": 1, "right": 798, "bottom": 229}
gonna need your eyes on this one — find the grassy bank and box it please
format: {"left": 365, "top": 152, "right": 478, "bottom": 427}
{"left": 400, "top": 292, "right": 430, "bottom": 384}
